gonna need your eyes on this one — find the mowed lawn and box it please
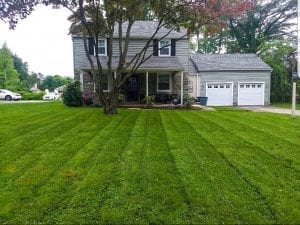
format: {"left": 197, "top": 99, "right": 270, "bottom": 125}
{"left": 0, "top": 103, "right": 299, "bottom": 224}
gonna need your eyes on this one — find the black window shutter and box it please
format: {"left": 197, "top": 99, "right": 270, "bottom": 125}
{"left": 153, "top": 39, "right": 158, "bottom": 56}
{"left": 171, "top": 39, "right": 176, "bottom": 56}
{"left": 106, "top": 38, "right": 110, "bottom": 56}
{"left": 88, "top": 37, "right": 94, "bottom": 55}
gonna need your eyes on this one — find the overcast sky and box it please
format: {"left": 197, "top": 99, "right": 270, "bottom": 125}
{"left": 0, "top": 6, "right": 73, "bottom": 77}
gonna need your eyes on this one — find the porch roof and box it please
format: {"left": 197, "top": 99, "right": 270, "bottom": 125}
{"left": 80, "top": 56, "right": 184, "bottom": 71}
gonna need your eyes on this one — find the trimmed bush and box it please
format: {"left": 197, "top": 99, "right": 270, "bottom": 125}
{"left": 62, "top": 81, "right": 83, "bottom": 107}
{"left": 22, "top": 92, "right": 45, "bottom": 100}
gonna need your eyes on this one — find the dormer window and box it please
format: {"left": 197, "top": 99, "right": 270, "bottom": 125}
{"left": 97, "top": 39, "right": 107, "bottom": 56}
{"left": 159, "top": 40, "right": 171, "bottom": 56}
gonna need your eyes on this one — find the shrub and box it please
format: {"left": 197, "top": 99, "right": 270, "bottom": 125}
{"left": 143, "top": 95, "right": 155, "bottom": 108}
{"left": 183, "top": 94, "right": 195, "bottom": 107}
{"left": 22, "top": 92, "right": 45, "bottom": 100}
{"left": 118, "top": 93, "right": 125, "bottom": 105}
{"left": 62, "top": 81, "right": 83, "bottom": 107}
{"left": 82, "top": 93, "right": 93, "bottom": 105}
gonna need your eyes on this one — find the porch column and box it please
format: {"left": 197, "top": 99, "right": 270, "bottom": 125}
{"left": 146, "top": 71, "right": 149, "bottom": 97}
{"left": 79, "top": 70, "right": 84, "bottom": 92}
{"left": 180, "top": 72, "right": 184, "bottom": 105}
{"left": 114, "top": 71, "right": 117, "bottom": 80}
{"left": 196, "top": 74, "right": 200, "bottom": 97}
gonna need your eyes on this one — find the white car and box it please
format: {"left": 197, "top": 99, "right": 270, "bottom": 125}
{"left": 43, "top": 92, "right": 61, "bottom": 100}
{"left": 0, "top": 89, "right": 22, "bottom": 101}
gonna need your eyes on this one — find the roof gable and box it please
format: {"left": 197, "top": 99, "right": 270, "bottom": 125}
{"left": 190, "top": 54, "right": 272, "bottom": 72}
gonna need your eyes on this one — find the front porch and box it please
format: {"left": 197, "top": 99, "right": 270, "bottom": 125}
{"left": 78, "top": 70, "right": 188, "bottom": 105}
{"left": 119, "top": 72, "right": 185, "bottom": 104}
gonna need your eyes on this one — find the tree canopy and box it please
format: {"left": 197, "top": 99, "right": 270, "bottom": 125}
{"left": 0, "top": 44, "right": 21, "bottom": 91}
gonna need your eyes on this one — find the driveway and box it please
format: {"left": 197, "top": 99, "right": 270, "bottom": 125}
{"left": 0, "top": 100, "right": 46, "bottom": 104}
{"left": 239, "top": 106, "right": 300, "bottom": 115}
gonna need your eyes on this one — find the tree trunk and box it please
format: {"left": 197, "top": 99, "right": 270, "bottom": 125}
{"left": 101, "top": 87, "right": 119, "bottom": 114}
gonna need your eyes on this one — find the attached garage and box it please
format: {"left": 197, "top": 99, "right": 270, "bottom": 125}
{"left": 206, "top": 83, "right": 233, "bottom": 106}
{"left": 189, "top": 54, "right": 272, "bottom": 106}
{"left": 238, "top": 82, "right": 264, "bottom": 105}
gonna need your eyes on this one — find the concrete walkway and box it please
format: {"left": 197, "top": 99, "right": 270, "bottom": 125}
{"left": 239, "top": 106, "right": 300, "bottom": 115}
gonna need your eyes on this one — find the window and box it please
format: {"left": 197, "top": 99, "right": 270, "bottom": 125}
{"left": 220, "top": 85, "right": 224, "bottom": 88}
{"left": 240, "top": 85, "right": 244, "bottom": 88}
{"left": 97, "top": 39, "right": 107, "bottom": 55}
{"left": 246, "top": 84, "right": 250, "bottom": 88}
{"left": 257, "top": 84, "right": 262, "bottom": 88}
{"left": 252, "top": 84, "right": 256, "bottom": 88}
{"left": 94, "top": 74, "right": 109, "bottom": 92}
{"left": 208, "top": 85, "right": 212, "bottom": 88}
{"left": 214, "top": 85, "right": 218, "bottom": 88}
{"left": 101, "top": 74, "right": 109, "bottom": 91}
{"left": 226, "top": 84, "right": 230, "bottom": 88}
{"left": 157, "top": 74, "right": 171, "bottom": 91}
{"left": 159, "top": 40, "right": 171, "bottom": 56}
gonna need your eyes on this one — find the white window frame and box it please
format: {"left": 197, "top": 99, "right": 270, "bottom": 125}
{"left": 93, "top": 74, "right": 109, "bottom": 92}
{"left": 157, "top": 73, "right": 172, "bottom": 92}
{"left": 96, "top": 39, "right": 107, "bottom": 56}
{"left": 159, "top": 39, "right": 171, "bottom": 57}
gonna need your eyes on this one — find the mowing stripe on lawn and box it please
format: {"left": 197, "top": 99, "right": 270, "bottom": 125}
{"left": 95, "top": 110, "right": 192, "bottom": 224}
{"left": 0, "top": 106, "right": 82, "bottom": 146}
{"left": 0, "top": 108, "right": 86, "bottom": 163}
{"left": 0, "top": 110, "right": 95, "bottom": 201}
{"left": 219, "top": 111, "right": 300, "bottom": 146}
{"left": 208, "top": 111, "right": 300, "bottom": 169}
{"left": 179, "top": 111, "right": 299, "bottom": 224}
{"left": 46, "top": 110, "right": 140, "bottom": 224}
{"left": 0, "top": 108, "right": 116, "bottom": 224}
{"left": 161, "top": 110, "right": 276, "bottom": 224}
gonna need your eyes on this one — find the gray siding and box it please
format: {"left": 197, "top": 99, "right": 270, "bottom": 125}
{"left": 199, "top": 71, "right": 271, "bottom": 105}
{"left": 73, "top": 37, "right": 189, "bottom": 72}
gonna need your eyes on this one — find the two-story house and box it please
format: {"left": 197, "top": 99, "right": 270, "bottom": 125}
{"left": 73, "top": 21, "right": 272, "bottom": 106}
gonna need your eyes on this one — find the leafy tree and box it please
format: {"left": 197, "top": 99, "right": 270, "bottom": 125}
{"left": 0, "top": 43, "right": 21, "bottom": 91}
{"left": 41, "top": 75, "right": 72, "bottom": 91}
{"left": 13, "top": 54, "right": 30, "bottom": 89}
{"left": 259, "top": 40, "right": 294, "bottom": 102}
{"left": 226, "top": 0, "right": 297, "bottom": 53}
{"left": 1, "top": 0, "right": 253, "bottom": 114}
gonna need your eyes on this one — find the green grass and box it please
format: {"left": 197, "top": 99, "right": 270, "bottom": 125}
{"left": 271, "top": 103, "right": 300, "bottom": 110}
{"left": 0, "top": 102, "right": 299, "bottom": 224}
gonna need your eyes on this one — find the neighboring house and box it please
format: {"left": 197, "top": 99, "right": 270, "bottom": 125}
{"left": 29, "top": 83, "right": 41, "bottom": 93}
{"left": 73, "top": 21, "right": 272, "bottom": 106}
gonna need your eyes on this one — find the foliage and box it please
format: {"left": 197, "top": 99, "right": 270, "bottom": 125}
{"left": 226, "top": 0, "right": 297, "bottom": 53}
{"left": 143, "top": 95, "right": 155, "bottom": 108}
{"left": 118, "top": 93, "right": 125, "bottom": 105}
{"left": 0, "top": 43, "right": 21, "bottom": 91}
{"left": 183, "top": 94, "right": 195, "bottom": 107}
{"left": 13, "top": 54, "right": 29, "bottom": 85}
{"left": 41, "top": 75, "right": 72, "bottom": 91}
{"left": 259, "top": 40, "right": 294, "bottom": 102}
{"left": 62, "top": 80, "right": 83, "bottom": 107}
{"left": 0, "top": 103, "right": 299, "bottom": 224}
{"left": 0, "top": 0, "right": 253, "bottom": 114}
{"left": 21, "top": 91, "right": 45, "bottom": 100}
{"left": 82, "top": 92, "right": 93, "bottom": 105}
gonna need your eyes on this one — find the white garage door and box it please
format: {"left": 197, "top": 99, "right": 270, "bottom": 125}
{"left": 206, "top": 83, "right": 233, "bottom": 106}
{"left": 238, "top": 82, "right": 264, "bottom": 105}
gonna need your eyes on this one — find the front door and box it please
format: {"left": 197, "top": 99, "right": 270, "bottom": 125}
{"left": 126, "top": 75, "right": 139, "bottom": 101}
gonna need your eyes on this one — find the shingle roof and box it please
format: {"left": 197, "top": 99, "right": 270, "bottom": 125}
{"left": 80, "top": 56, "right": 184, "bottom": 71}
{"left": 190, "top": 54, "right": 272, "bottom": 72}
{"left": 117, "top": 21, "right": 188, "bottom": 39}
{"left": 73, "top": 21, "right": 188, "bottom": 39}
